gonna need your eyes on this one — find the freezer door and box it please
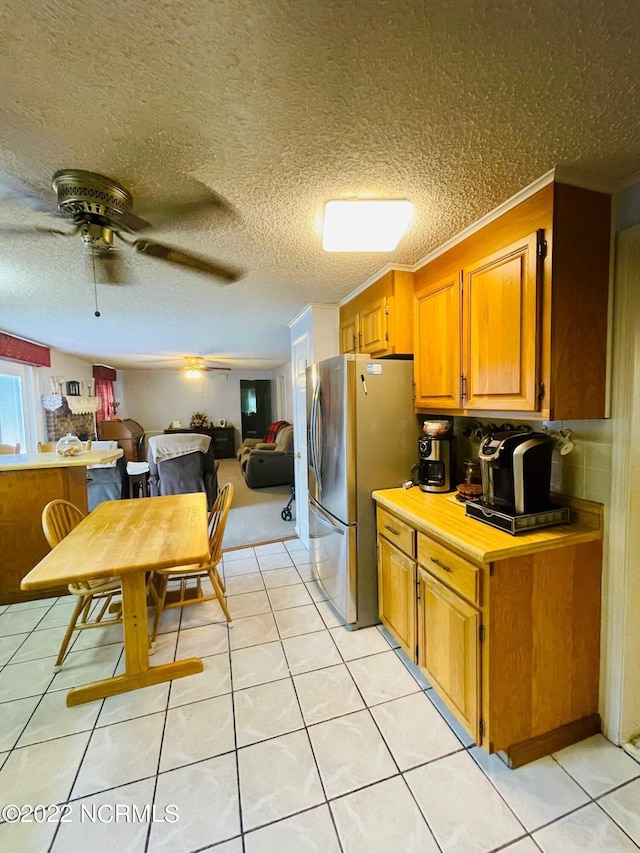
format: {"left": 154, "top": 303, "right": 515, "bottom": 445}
{"left": 308, "top": 496, "right": 357, "bottom": 625}
{"left": 306, "top": 355, "right": 355, "bottom": 524}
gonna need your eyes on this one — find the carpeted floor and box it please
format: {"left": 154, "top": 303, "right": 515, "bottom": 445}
{"left": 216, "top": 457, "right": 297, "bottom": 550}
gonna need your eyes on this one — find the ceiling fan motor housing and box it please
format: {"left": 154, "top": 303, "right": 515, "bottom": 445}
{"left": 52, "top": 170, "right": 133, "bottom": 223}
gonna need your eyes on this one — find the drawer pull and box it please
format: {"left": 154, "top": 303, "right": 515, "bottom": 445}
{"left": 384, "top": 524, "right": 399, "bottom": 536}
{"left": 431, "top": 557, "right": 451, "bottom": 572}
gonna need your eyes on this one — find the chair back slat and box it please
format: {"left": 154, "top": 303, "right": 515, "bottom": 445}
{"left": 207, "top": 483, "right": 234, "bottom": 567}
{"left": 42, "top": 499, "right": 85, "bottom": 548}
{"left": 0, "top": 443, "right": 20, "bottom": 454}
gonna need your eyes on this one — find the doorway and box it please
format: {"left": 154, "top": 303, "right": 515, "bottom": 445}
{"left": 240, "top": 380, "right": 272, "bottom": 439}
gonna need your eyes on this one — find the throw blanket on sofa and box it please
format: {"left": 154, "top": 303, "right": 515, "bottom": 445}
{"left": 263, "top": 420, "right": 289, "bottom": 443}
{"left": 149, "top": 433, "right": 211, "bottom": 463}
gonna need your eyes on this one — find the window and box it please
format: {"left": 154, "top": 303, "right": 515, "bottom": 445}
{"left": 0, "top": 361, "right": 38, "bottom": 451}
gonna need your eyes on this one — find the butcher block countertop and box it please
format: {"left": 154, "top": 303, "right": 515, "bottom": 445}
{"left": 0, "top": 449, "right": 123, "bottom": 471}
{"left": 372, "top": 488, "right": 603, "bottom": 565}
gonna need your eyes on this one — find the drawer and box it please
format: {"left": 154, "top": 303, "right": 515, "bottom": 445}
{"left": 417, "top": 533, "right": 481, "bottom": 605}
{"left": 377, "top": 507, "right": 415, "bottom": 558}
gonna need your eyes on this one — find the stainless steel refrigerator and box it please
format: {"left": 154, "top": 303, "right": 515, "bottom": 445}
{"left": 307, "top": 353, "right": 417, "bottom": 629}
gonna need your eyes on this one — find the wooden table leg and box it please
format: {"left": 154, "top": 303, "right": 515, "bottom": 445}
{"left": 67, "top": 572, "right": 203, "bottom": 706}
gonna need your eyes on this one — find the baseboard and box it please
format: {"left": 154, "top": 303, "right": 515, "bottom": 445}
{"left": 497, "top": 714, "right": 601, "bottom": 768}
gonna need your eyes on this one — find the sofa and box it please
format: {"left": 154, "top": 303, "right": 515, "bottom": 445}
{"left": 241, "top": 424, "right": 294, "bottom": 489}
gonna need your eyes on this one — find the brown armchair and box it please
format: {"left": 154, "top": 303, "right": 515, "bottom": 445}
{"left": 236, "top": 420, "right": 290, "bottom": 462}
{"left": 241, "top": 424, "right": 294, "bottom": 489}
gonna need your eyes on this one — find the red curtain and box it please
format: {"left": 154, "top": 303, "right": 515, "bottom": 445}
{"left": 95, "top": 377, "right": 115, "bottom": 422}
{"left": 0, "top": 331, "right": 50, "bottom": 366}
{"left": 93, "top": 364, "right": 117, "bottom": 423}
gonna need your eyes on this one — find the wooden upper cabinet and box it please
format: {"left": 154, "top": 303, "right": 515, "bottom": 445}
{"left": 359, "top": 296, "right": 387, "bottom": 354}
{"left": 414, "top": 272, "right": 462, "bottom": 409}
{"left": 340, "top": 315, "right": 359, "bottom": 354}
{"left": 463, "top": 231, "right": 541, "bottom": 411}
{"left": 340, "top": 270, "right": 414, "bottom": 357}
{"left": 414, "top": 182, "right": 611, "bottom": 419}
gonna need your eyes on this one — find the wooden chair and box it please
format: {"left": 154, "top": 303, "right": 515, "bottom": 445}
{"left": 150, "top": 482, "right": 234, "bottom": 642}
{"left": 41, "top": 499, "right": 123, "bottom": 671}
{"left": 0, "top": 443, "right": 20, "bottom": 453}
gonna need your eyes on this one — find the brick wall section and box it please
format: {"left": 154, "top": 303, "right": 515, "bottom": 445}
{"left": 45, "top": 401, "right": 95, "bottom": 442}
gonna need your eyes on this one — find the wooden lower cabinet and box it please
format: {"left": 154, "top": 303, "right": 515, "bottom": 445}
{"left": 378, "top": 536, "right": 416, "bottom": 658}
{"left": 375, "top": 499, "right": 603, "bottom": 767}
{"left": 417, "top": 566, "right": 481, "bottom": 742}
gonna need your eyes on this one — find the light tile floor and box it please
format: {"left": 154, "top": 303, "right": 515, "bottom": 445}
{"left": 0, "top": 537, "right": 639, "bottom": 852}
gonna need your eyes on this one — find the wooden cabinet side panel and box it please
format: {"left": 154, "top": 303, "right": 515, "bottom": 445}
{"left": 390, "top": 270, "right": 415, "bottom": 354}
{"left": 487, "top": 541, "right": 602, "bottom": 751}
{"left": 549, "top": 184, "right": 611, "bottom": 419}
{"left": 0, "top": 467, "right": 87, "bottom": 602}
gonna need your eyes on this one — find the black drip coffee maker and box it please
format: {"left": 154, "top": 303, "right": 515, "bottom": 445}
{"left": 416, "top": 418, "right": 454, "bottom": 493}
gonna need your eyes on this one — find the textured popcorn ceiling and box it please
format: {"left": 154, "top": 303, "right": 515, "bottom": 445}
{"left": 1, "top": 0, "right": 639, "bottom": 369}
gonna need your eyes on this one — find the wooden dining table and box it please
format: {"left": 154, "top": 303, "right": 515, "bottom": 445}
{"left": 21, "top": 492, "right": 210, "bottom": 706}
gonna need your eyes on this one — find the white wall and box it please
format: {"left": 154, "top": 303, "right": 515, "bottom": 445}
{"left": 118, "top": 365, "right": 291, "bottom": 447}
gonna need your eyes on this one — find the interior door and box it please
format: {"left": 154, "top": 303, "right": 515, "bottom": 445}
{"left": 240, "top": 379, "right": 272, "bottom": 439}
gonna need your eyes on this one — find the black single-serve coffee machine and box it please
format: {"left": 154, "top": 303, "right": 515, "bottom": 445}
{"left": 466, "top": 431, "right": 570, "bottom": 534}
{"left": 416, "top": 418, "right": 455, "bottom": 493}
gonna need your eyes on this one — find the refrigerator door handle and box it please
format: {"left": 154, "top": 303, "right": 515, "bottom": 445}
{"left": 310, "top": 376, "right": 323, "bottom": 493}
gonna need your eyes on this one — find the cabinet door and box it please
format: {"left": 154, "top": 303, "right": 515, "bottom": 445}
{"left": 414, "top": 274, "right": 462, "bottom": 409}
{"left": 378, "top": 536, "right": 416, "bottom": 659}
{"left": 417, "top": 566, "right": 480, "bottom": 740}
{"left": 463, "top": 231, "right": 541, "bottom": 411}
{"left": 340, "top": 315, "right": 359, "bottom": 354}
{"left": 359, "top": 297, "right": 387, "bottom": 355}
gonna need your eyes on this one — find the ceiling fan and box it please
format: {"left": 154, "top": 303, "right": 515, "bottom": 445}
{"left": 0, "top": 169, "right": 243, "bottom": 286}
{"left": 183, "top": 356, "right": 231, "bottom": 377}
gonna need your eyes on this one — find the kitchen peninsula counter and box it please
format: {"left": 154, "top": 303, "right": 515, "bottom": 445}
{"left": 0, "top": 448, "right": 123, "bottom": 603}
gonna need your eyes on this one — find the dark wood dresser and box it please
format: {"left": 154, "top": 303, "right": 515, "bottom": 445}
{"left": 163, "top": 427, "right": 236, "bottom": 459}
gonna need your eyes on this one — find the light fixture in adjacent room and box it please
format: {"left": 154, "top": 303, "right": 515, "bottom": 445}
{"left": 184, "top": 357, "right": 204, "bottom": 379}
{"left": 322, "top": 199, "right": 414, "bottom": 251}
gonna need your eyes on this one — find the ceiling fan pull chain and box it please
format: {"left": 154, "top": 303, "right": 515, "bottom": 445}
{"left": 91, "top": 251, "right": 101, "bottom": 317}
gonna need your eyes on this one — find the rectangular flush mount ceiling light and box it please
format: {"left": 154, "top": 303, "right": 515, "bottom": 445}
{"left": 322, "top": 199, "right": 414, "bottom": 251}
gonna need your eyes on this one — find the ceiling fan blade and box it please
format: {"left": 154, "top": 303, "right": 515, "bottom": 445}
{"left": 118, "top": 210, "right": 154, "bottom": 233}
{"left": 0, "top": 224, "right": 78, "bottom": 236}
{"left": 87, "top": 250, "right": 125, "bottom": 285}
{"left": 148, "top": 197, "right": 230, "bottom": 229}
{"left": 0, "top": 174, "right": 57, "bottom": 214}
{"left": 134, "top": 239, "right": 242, "bottom": 283}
